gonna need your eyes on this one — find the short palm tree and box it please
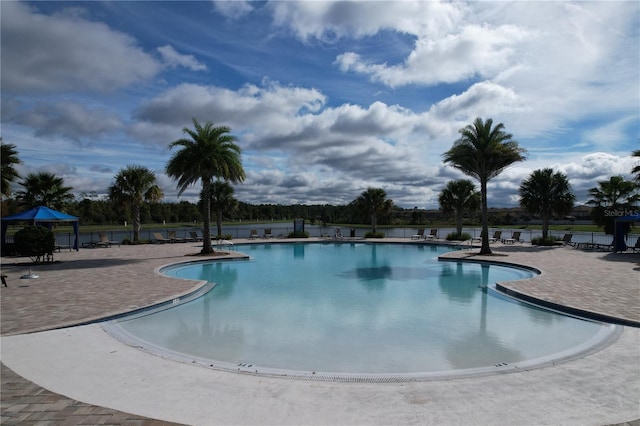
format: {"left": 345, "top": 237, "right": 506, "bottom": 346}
{"left": 205, "top": 180, "right": 238, "bottom": 239}
{"left": 443, "top": 117, "right": 526, "bottom": 254}
{"left": 519, "top": 168, "right": 575, "bottom": 239}
{"left": 1, "top": 139, "right": 22, "bottom": 199}
{"left": 166, "top": 119, "right": 245, "bottom": 254}
{"left": 438, "top": 179, "right": 480, "bottom": 237}
{"left": 109, "top": 165, "right": 164, "bottom": 242}
{"left": 355, "top": 187, "right": 393, "bottom": 234}
{"left": 587, "top": 175, "right": 639, "bottom": 234}
{"left": 16, "top": 172, "right": 74, "bottom": 210}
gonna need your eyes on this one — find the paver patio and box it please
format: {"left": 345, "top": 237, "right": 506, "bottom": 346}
{"left": 1, "top": 239, "right": 639, "bottom": 425}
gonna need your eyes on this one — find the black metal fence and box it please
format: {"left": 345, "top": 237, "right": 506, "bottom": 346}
{"left": 3, "top": 224, "right": 637, "bottom": 251}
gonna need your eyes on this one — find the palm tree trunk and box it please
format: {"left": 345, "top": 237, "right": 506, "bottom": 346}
{"left": 456, "top": 210, "right": 463, "bottom": 236}
{"left": 132, "top": 203, "right": 141, "bottom": 242}
{"left": 480, "top": 179, "right": 492, "bottom": 255}
{"left": 216, "top": 209, "right": 223, "bottom": 238}
{"left": 542, "top": 214, "right": 550, "bottom": 239}
{"left": 371, "top": 213, "right": 377, "bottom": 233}
{"left": 201, "top": 180, "right": 214, "bottom": 254}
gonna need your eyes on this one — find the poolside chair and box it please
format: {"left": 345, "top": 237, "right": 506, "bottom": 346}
{"left": 501, "top": 231, "right": 521, "bottom": 244}
{"left": 216, "top": 239, "right": 234, "bottom": 248}
{"left": 425, "top": 228, "right": 438, "bottom": 240}
{"left": 168, "top": 230, "right": 186, "bottom": 243}
{"left": 153, "top": 232, "right": 170, "bottom": 244}
{"left": 263, "top": 228, "right": 272, "bottom": 239}
{"left": 189, "top": 231, "right": 203, "bottom": 242}
{"left": 334, "top": 228, "right": 343, "bottom": 240}
{"left": 553, "top": 233, "right": 576, "bottom": 247}
{"left": 249, "top": 229, "right": 259, "bottom": 240}
{"left": 96, "top": 232, "right": 119, "bottom": 247}
{"left": 630, "top": 237, "right": 640, "bottom": 253}
{"left": 411, "top": 229, "right": 425, "bottom": 240}
{"left": 489, "top": 230, "right": 502, "bottom": 243}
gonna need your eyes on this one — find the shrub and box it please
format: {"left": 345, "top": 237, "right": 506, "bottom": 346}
{"left": 288, "top": 231, "right": 309, "bottom": 238}
{"left": 446, "top": 232, "right": 472, "bottom": 241}
{"left": 13, "top": 225, "right": 55, "bottom": 262}
{"left": 365, "top": 231, "right": 385, "bottom": 238}
{"left": 214, "top": 234, "right": 233, "bottom": 241}
{"left": 531, "top": 236, "right": 559, "bottom": 246}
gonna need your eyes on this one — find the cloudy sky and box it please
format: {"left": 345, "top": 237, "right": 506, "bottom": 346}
{"left": 2, "top": 1, "right": 638, "bottom": 209}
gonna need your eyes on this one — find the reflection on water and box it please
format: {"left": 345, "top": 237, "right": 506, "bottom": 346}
{"left": 117, "top": 243, "right": 604, "bottom": 374}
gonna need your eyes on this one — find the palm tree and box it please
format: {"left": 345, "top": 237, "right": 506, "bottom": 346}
{"left": 519, "top": 168, "right": 575, "bottom": 239}
{"left": 166, "top": 118, "right": 245, "bottom": 254}
{"left": 632, "top": 149, "right": 640, "bottom": 185}
{"left": 1, "top": 139, "right": 22, "bottom": 198}
{"left": 587, "top": 175, "right": 639, "bottom": 234}
{"left": 205, "top": 180, "right": 238, "bottom": 239}
{"left": 443, "top": 117, "right": 526, "bottom": 254}
{"left": 438, "top": 179, "right": 480, "bottom": 237}
{"left": 109, "top": 165, "right": 164, "bottom": 242}
{"left": 16, "top": 172, "right": 74, "bottom": 210}
{"left": 355, "top": 187, "right": 393, "bottom": 234}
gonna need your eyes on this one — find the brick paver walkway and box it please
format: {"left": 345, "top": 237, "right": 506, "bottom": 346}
{"left": 1, "top": 240, "right": 639, "bottom": 425}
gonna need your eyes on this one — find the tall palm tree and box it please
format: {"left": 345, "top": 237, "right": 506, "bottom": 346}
{"left": 109, "top": 165, "right": 164, "bottom": 242}
{"left": 166, "top": 118, "right": 245, "bottom": 254}
{"left": 205, "top": 180, "right": 238, "bottom": 238}
{"left": 587, "top": 175, "right": 639, "bottom": 234}
{"left": 519, "top": 168, "right": 575, "bottom": 239}
{"left": 443, "top": 117, "right": 526, "bottom": 254}
{"left": 355, "top": 187, "right": 393, "bottom": 234}
{"left": 16, "top": 172, "right": 74, "bottom": 210}
{"left": 1, "top": 139, "right": 22, "bottom": 198}
{"left": 438, "top": 179, "right": 480, "bottom": 237}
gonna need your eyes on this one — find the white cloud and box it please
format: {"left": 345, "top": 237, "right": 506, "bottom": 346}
{"left": 336, "top": 23, "right": 528, "bottom": 88}
{"left": 0, "top": 2, "right": 163, "bottom": 93}
{"left": 213, "top": 1, "right": 254, "bottom": 19}
{"left": 157, "top": 45, "right": 207, "bottom": 71}
{"left": 269, "top": 0, "right": 463, "bottom": 42}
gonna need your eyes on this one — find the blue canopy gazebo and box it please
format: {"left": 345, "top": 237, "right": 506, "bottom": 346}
{"left": 1, "top": 206, "right": 79, "bottom": 251}
{"left": 614, "top": 213, "right": 640, "bottom": 252}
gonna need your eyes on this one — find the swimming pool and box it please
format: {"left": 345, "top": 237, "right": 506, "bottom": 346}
{"left": 105, "top": 243, "right": 618, "bottom": 381}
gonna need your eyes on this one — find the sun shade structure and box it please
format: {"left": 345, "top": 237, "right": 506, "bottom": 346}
{"left": 1, "top": 206, "right": 79, "bottom": 251}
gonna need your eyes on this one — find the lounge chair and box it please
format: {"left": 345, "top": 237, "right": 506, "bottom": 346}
{"left": 556, "top": 233, "right": 575, "bottom": 247}
{"left": 630, "top": 237, "right": 640, "bottom": 253}
{"left": 249, "top": 229, "right": 259, "bottom": 240}
{"left": 216, "top": 239, "right": 234, "bottom": 248}
{"left": 97, "top": 232, "right": 120, "bottom": 247}
{"left": 411, "top": 229, "right": 425, "bottom": 240}
{"left": 425, "top": 228, "right": 438, "bottom": 240}
{"left": 594, "top": 240, "right": 614, "bottom": 251}
{"left": 263, "top": 228, "right": 272, "bottom": 239}
{"left": 168, "top": 231, "right": 186, "bottom": 243}
{"left": 501, "top": 231, "right": 521, "bottom": 244}
{"left": 189, "top": 231, "right": 203, "bottom": 242}
{"left": 153, "top": 232, "right": 170, "bottom": 244}
{"left": 489, "top": 230, "right": 502, "bottom": 243}
{"left": 334, "top": 228, "right": 343, "bottom": 240}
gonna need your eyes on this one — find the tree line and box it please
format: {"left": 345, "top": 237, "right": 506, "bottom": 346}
{"left": 2, "top": 118, "right": 639, "bottom": 255}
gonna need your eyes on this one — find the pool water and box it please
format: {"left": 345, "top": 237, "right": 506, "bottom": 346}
{"left": 108, "top": 243, "right": 614, "bottom": 378}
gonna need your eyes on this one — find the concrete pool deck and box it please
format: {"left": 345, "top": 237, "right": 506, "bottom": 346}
{"left": 1, "top": 239, "right": 639, "bottom": 425}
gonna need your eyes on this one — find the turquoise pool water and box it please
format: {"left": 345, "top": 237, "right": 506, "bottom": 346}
{"left": 108, "top": 243, "right": 614, "bottom": 378}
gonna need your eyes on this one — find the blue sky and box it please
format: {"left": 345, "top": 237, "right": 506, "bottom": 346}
{"left": 2, "top": 1, "right": 639, "bottom": 209}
